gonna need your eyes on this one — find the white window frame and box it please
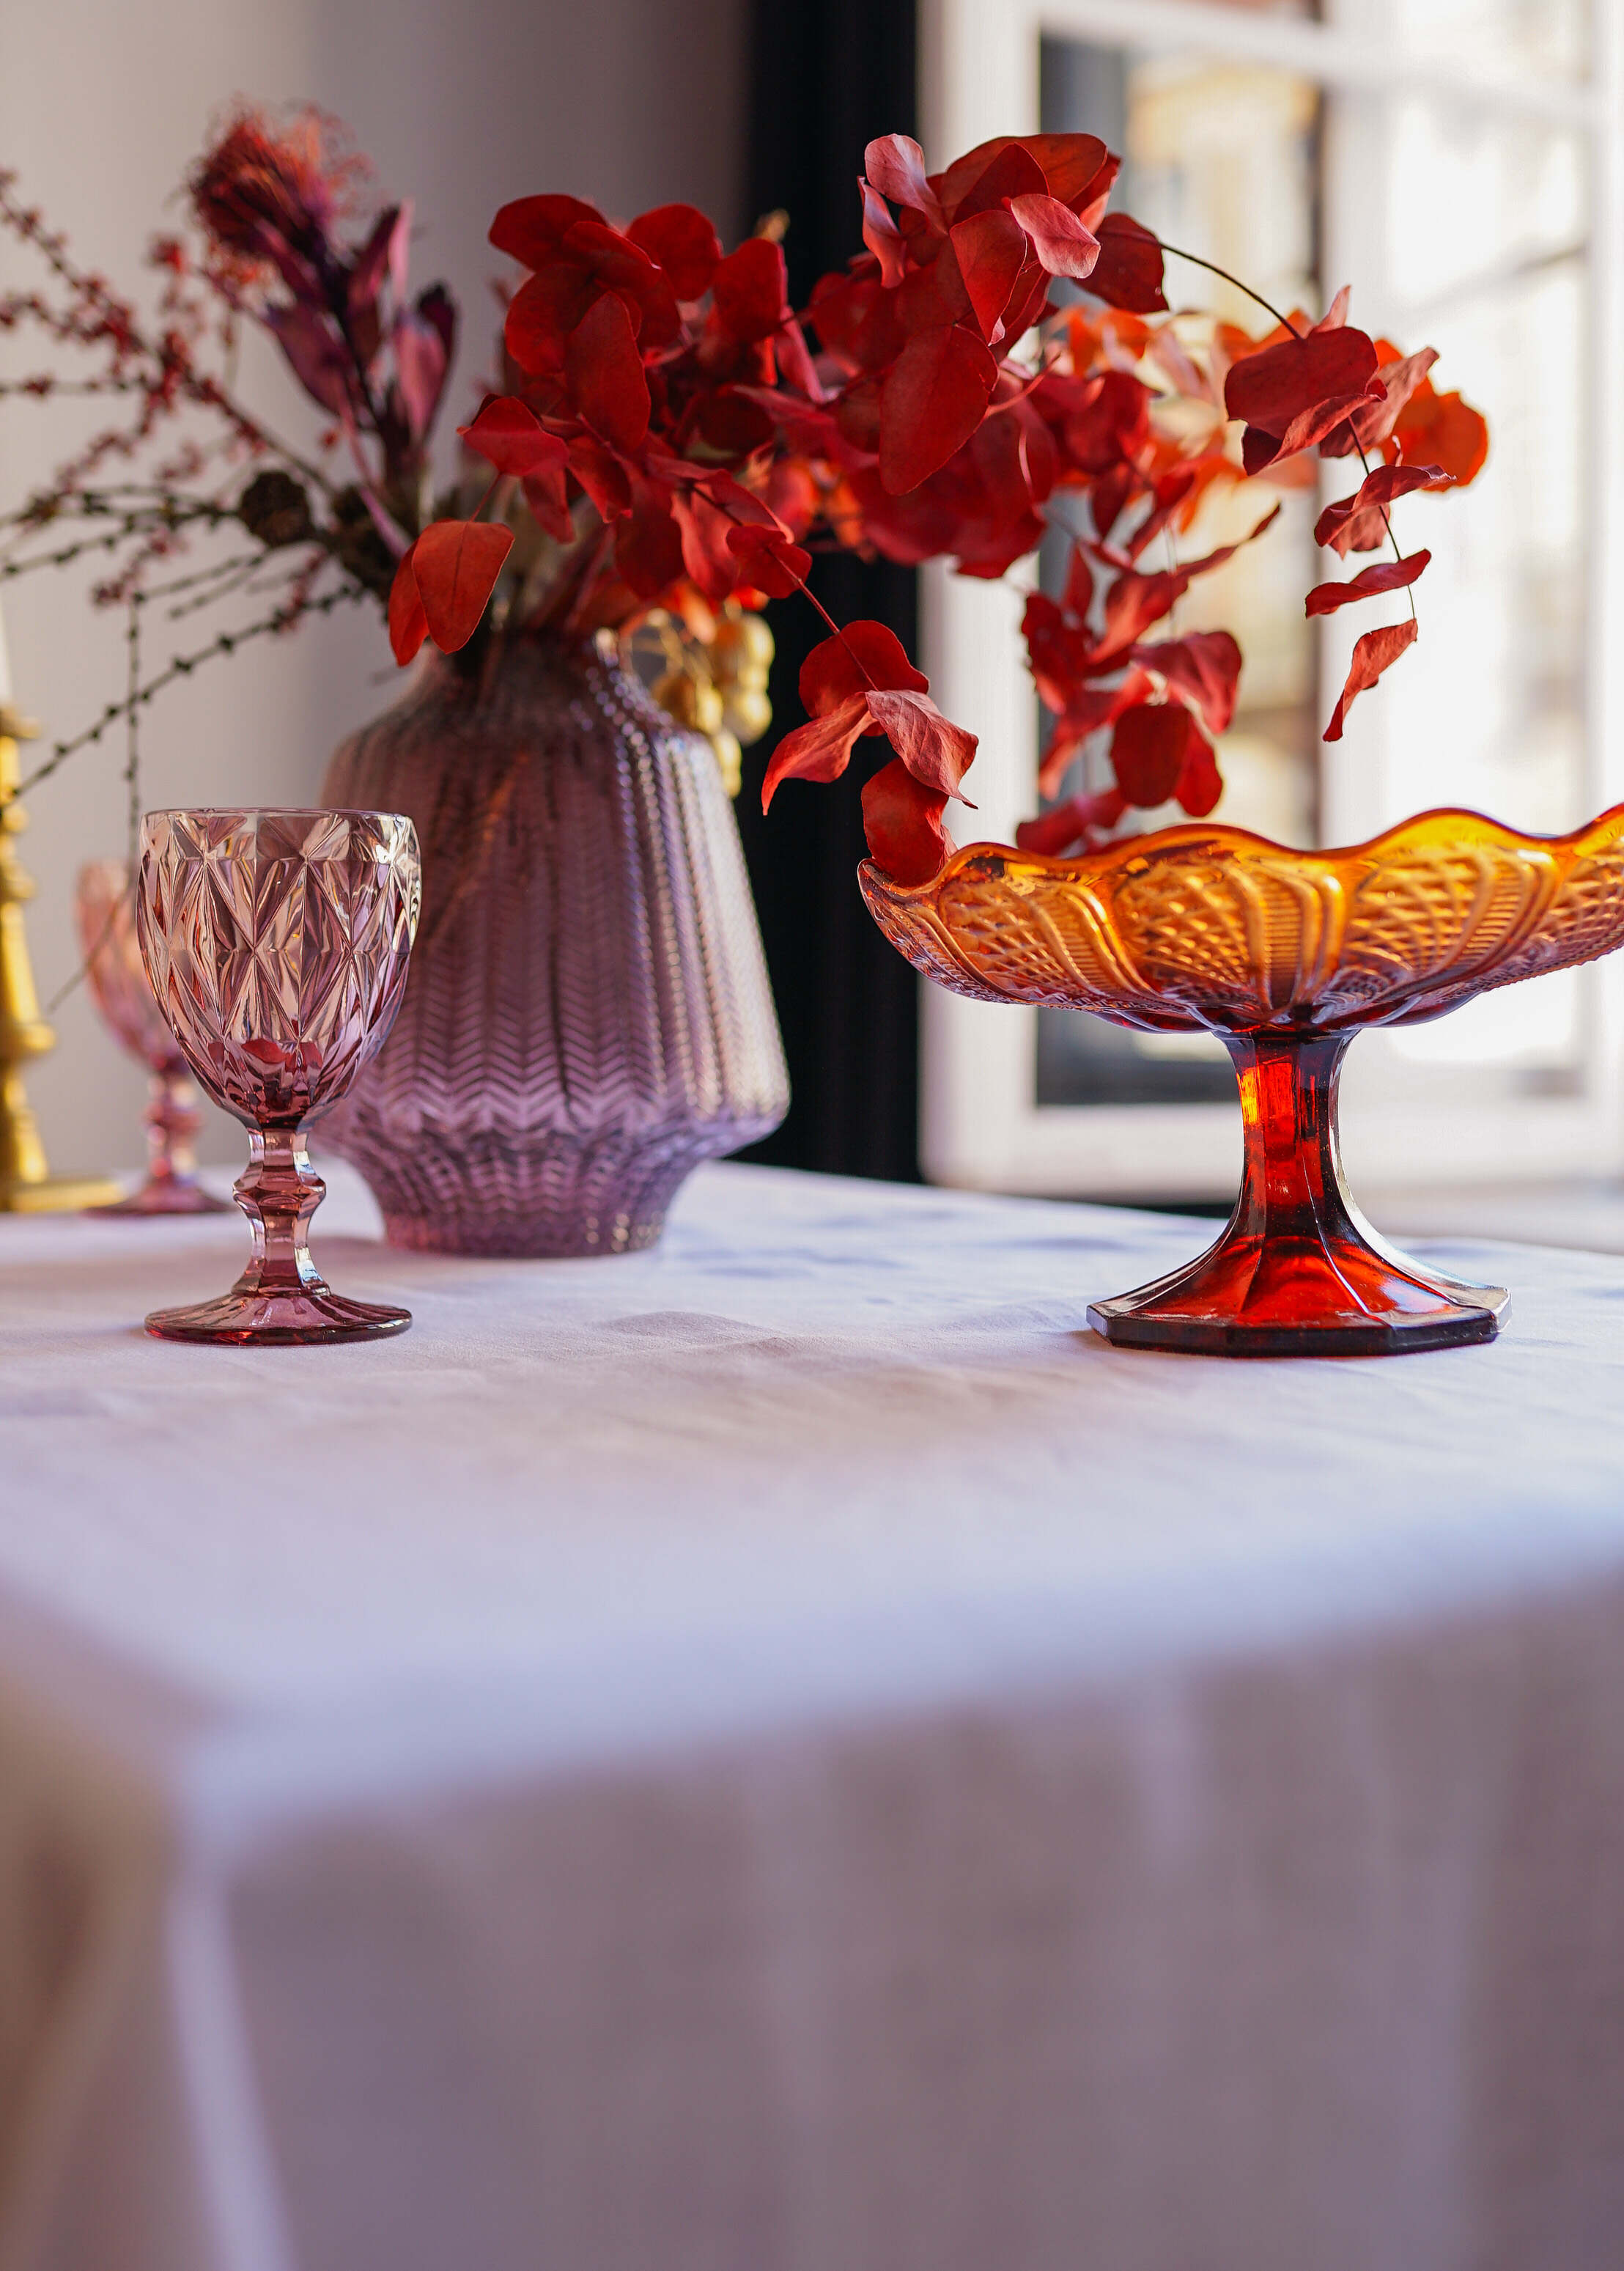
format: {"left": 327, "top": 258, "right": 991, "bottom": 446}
{"left": 918, "top": 0, "right": 1624, "bottom": 1199}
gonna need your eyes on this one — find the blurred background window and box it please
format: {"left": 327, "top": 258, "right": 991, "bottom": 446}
{"left": 919, "top": 0, "right": 1622, "bottom": 1204}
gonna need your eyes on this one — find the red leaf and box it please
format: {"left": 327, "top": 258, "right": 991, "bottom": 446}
{"left": 1085, "top": 215, "right": 1167, "bottom": 314}
{"left": 1037, "top": 670, "right": 1155, "bottom": 798}
{"left": 711, "top": 238, "right": 788, "bottom": 345}
{"left": 864, "top": 134, "right": 944, "bottom": 227}
{"left": 949, "top": 210, "right": 1027, "bottom": 342}
{"left": 394, "top": 294, "right": 452, "bottom": 440}
{"left": 566, "top": 434, "right": 631, "bottom": 521}
{"left": 861, "top": 757, "right": 953, "bottom": 886}
{"left": 1129, "top": 631, "right": 1243, "bottom": 735}
{"left": 725, "top": 523, "right": 811, "bottom": 598}
{"left": 672, "top": 488, "right": 739, "bottom": 600}
{"left": 614, "top": 498, "right": 685, "bottom": 598}
{"left": 762, "top": 692, "right": 871, "bottom": 808}
{"left": 800, "top": 621, "right": 929, "bottom": 719}
{"left": 1016, "top": 133, "right": 1110, "bottom": 209}
{"left": 878, "top": 323, "right": 997, "bottom": 494}
{"left": 410, "top": 519, "right": 514, "bottom": 654}
{"left": 1174, "top": 721, "right": 1222, "bottom": 817}
{"left": 1096, "top": 567, "right": 1189, "bottom": 662}
{"left": 1110, "top": 704, "right": 1197, "bottom": 808}
{"left": 865, "top": 690, "right": 978, "bottom": 800}
{"left": 1224, "top": 326, "right": 1378, "bottom": 435}
{"left": 1016, "top": 787, "right": 1127, "bottom": 856}
{"left": 1008, "top": 194, "right": 1099, "bottom": 281}
{"left": 1315, "top": 463, "right": 1453, "bottom": 557}
{"left": 952, "top": 143, "right": 1048, "bottom": 225}
{"left": 523, "top": 465, "right": 575, "bottom": 542}
{"left": 625, "top": 202, "right": 722, "bottom": 300}
{"left": 1304, "top": 550, "right": 1430, "bottom": 616}
{"left": 388, "top": 547, "right": 427, "bottom": 666}
{"left": 860, "top": 182, "right": 909, "bottom": 288}
{"left": 1321, "top": 347, "right": 1437, "bottom": 457}
{"left": 564, "top": 292, "right": 650, "bottom": 451}
{"left": 457, "top": 394, "right": 569, "bottom": 479}
{"left": 1394, "top": 381, "right": 1489, "bottom": 487}
{"left": 262, "top": 304, "right": 350, "bottom": 417}
{"left": 1324, "top": 619, "right": 1419, "bottom": 742}
{"left": 489, "top": 194, "right": 606, "bottom": 268}
{"left": 503, "top": 265, "right": 598, "bottom": 375}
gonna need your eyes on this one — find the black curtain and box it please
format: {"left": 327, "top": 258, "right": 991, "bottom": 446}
{"left": 736, "top": 0, "right": 920, "bottom": 1182}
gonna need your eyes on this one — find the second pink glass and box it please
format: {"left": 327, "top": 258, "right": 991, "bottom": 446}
{"left": 75, "top": 857, "right": 231, "bottom": 1215}
{"left": 136, "top": 808, "right": 421, "bottom": 1344}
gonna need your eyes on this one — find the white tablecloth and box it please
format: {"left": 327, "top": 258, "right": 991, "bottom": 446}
{"left": 1, "top": 1160, "right": 1623, "bottom": 2271}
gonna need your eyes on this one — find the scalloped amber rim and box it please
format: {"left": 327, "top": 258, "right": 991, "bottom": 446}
{"left": 860, "top": 800, "right": 1624, "bottom": 904}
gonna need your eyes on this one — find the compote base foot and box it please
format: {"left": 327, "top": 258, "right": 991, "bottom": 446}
{"left": 1088, "top": 1028, "right": 1508, "bottom": 1358}
{"left": 145, "top": 1284, "right": 410, "bottom": 1344}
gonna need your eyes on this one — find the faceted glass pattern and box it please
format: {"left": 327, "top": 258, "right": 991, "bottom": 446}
{"left": 75, "top": 857, "right": 229, "bottom": 1216}
{"left": 863, "top": 805, "right": 1624, "bottom": 1355}
{"left": 136, "top": 809, "right": 421, "bottom": 1344}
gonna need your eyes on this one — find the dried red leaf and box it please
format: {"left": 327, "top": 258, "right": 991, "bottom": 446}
{"left": 672, "top": 488, "right": 739, "bottom": 600}
{"left": 625, "top": 202, "right": 722, "bottom": 301}
{"left": 388, "top": 545, "right": 427, "bottom": 666}
{"left": 953, "top": 143, "right": 1048, "bottom": 225}
{"left": 710, "top": 238, "right": 789, "bottom": 345}
{"left": 1110, "top": 703, "right": 1198, "bottom": 808}
{"left": 800, "top": 620, "right": 929, "bottom": 721}
{"left": 761, "top": 691, "right": 871, "bottom": 807}
{"left": 1016, "top": 133, "right": 1110, "bottom": 209}
{"left": 1174, "top": 721, "right": 1222, "bottom": 817}
{"left": 864, "top": 134, "right": 945, "bottom": 227}
{"left": 1085, "top": 215, "right": 1167, "bottom": 314}
{"left": 615, "top": 498, "right": 684, "bottom": 597}
{"left": 1007, "top": 194, "right": 1099, "bottom": 281}
{"left": 860, "top": 182, "right": 909, "bottom": 288}
{"left": 1304, "top": 550, "right": 1430, "bottom": 616}
{"left": 1016, "top": 787, "right": 1127, "bottom": 857}
{"left": 522, "top": 465, "right": 575, "bottom": 542}
{"left": 566, "top": 434, "right": 631, "bottom": 521}
{"left": 1318, "top": 345, "right": 1437, "bottom": 457}
{"left": 725, "top": 523, "right": 811, "bottom": 598}
{"left": 490, "top": 194, "right": 606, "bottom": 268}
{"left": 564, "top": 292, "right": 650, "bottom": 451}
{"left": 1096, "top": 567, "right": 1189, "bottom": 662}
{"left": 1315, "top": 463, "right": 1453, "bottom": 556}
{"left": 865, "top": 689, "right": 978, "bottom": 799}
{"left": 878, "top": 323, "right": 997, "bottom": 494}
{"left": 1129, "top": 630, "right": 1242, "bottom": 735}
{"left": 1037, "top": 669, "right": 1155, "bottom": 798}
{"left": 1324, "top": 618, "right": 1419, "bottom": 742}
{"left": 861, "top": 757, "right": 953, "bottom": 886}
{"left": 1225, "top": 325, "right": 1379, "bottom": 438}
{"left": 949, "top": 209, "right": 1027, "bottom": 342}
{"left": 503, "top": 264, "right": 599, "bottom": 375}
{"left": 1395, "top": 380, "right": 1489, "bottom": 486}
{"left": 410, "top": 518, "right": 514, "bottom": 654}
{"left": 457, "top": 394, "right": 569, "bottom": 479}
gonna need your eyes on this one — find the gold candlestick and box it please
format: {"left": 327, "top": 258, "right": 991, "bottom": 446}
{"left": 0, "top": 704, "right": 122, "bottom": 1212}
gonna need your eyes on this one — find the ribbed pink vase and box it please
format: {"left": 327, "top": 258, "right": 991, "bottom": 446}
{"left": 317, "top": 632, "right": 789, "bottom": 1256}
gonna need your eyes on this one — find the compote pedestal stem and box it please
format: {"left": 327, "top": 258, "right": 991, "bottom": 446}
{"left": 145, "top": 1126, "right": 410, "bottom": 1345}
{"left": 1088, "top": 1029, "right": 1508, "bottom": 1356}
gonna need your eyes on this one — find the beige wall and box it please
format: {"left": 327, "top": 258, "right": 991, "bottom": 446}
{"left": 0, "top": 0, "right": 748, "bottom": 1169}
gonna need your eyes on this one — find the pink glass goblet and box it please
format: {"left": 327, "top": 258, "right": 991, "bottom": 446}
{"left": 75, "top": 858, "right": 232, "bottom": 1216}
{"left": 136, "top": 809, "right": 421, "bottom": 1344}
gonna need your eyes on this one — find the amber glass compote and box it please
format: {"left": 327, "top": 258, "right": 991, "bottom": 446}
{"left": 75, "top": 858, "right": 232, "bottom": 1216}
{"left": 136, "top": 809, "right": 421, "bottom": 1344}
{"left": 862, "top": 806, "right": 1624, "bottom": 1356}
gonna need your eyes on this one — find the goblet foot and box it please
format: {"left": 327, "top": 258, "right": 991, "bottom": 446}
{"left": 145, "top": 1284, "right": 410, "bottom": 1345}
{"left": 144, "top": 1127, "right": 410, "bottom": 1347}
{"left": 1088, "top": 1028, "right": 1507, "bottom": 1359}
{"left": 95, "top": 1174, "right": 232, "bottom": 1218}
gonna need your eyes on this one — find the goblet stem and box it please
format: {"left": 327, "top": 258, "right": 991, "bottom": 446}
{"left": 93, "top": 1067, "right": 231, "bottom": 1216}
{"left": 1088, "top": 1028, "right": 1509, "bottom": 1356}
{"left": 144, "top": 1122, "right": 411, "bottom": 1345}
